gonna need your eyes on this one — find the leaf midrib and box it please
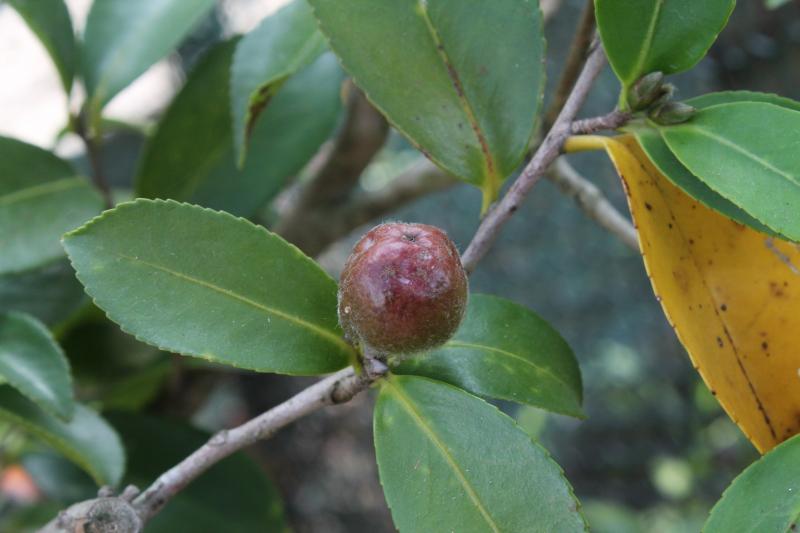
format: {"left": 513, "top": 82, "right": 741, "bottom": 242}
{"left": 629, "top": 0, "right": 665, "bottom": 83}
{"left": 114, "top": 252, "right": 355, "bottom": 356}
{"left": 444, "top": 339, "right": 576, "bottom": 395}
{"left": 673, "top": 126, "right": 800, "bottom": 186}
{"left": 385, "top": 379, "right": 501, "bottom": 533}
{"left": 414, "top": 0, "right": 498, "bottom": 192}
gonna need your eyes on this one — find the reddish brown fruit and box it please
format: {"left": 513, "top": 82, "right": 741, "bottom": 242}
{"left": 338, "top": 222, "right": 468, "bottom": 355}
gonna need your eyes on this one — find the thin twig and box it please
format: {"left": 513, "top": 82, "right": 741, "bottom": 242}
{"left": 461, "top": 40, "right": 608, "bottom": 273}
{"left": 543, "top": 0, "right": 596, "bottom": 129}
{"left": 548, "top": 158, "right": 638, "bottom": 250}
{"left": 74, "top": 116, "right": 113, "bottom": 209}
{"left": 275, "top": 84, "right": 389, "bottom": 255}
{"left": 133, "top": 366, "right": 373, "bottom": 520}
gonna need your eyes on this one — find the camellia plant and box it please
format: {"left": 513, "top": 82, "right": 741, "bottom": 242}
{"left": 1, "top": 0, "right": 800, "bottom": 531}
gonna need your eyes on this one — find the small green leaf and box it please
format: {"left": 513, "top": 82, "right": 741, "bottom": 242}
{"left": 63, "top": 199, "right": 355, "bottom": 375}
{"left": 0, "top": 177, "right": 104, "bottom": 274}
{"left": 396, "top": 294, "right": 583, "bottom": 418}
{"left": 595, "top": 0, "right": 735, "bottom": 91}
{"left": 231, "top": 0, "right": 327, "bottom": 165}
{"left": 686, "top": 90, "right": 800, "bottom": 112}
{"left": 82, "top": 0, "right": 216, "bottom": 111}
{"left": 0, "top": 386, "right": 124, "bottom": 486}
{"left": 704, "top": 433, "right": 800, "bottom": 532}
{"left": 308, "top": 0, "right": 545, "bottom": 211}
{"left": 0, "top": 135, "right": 76, "bottom": 195}
{"left": 660, "top": 102, "right": 800, "bottom": 242}
{"left": 108, "top": 413, "right": 286, "bottom": 532}
{"left": 0, "top": 312, "right": 74, "bottom": 420}
{"left": 136, "top": 41, "right": 342, "bottom": 217}
{"left": 0, "top": 260, "right": 86, "bottom": 327}
{"left": 374, "top": 375, "right": 586, "bottom": 533}
{"left": 7, "top": 0, "right": 76, "bottom": 91}
{"left": 630, "top": 91, "right": 800, "bottom": 239}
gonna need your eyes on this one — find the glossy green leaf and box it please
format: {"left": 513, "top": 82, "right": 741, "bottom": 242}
{"left": 108, "top": 413, "right": 286, "bottom": 532}
{"left": 686, "top": 90, "right": 800, "bottom": 112}
{"left": 0, "top": 312, "right": 74, "bottom": 420}
{"left": 231, "top": 0, "right": 327, "bottom": 165}
{"left": 661, "top": 102, "right": 800, "bottom": 241}
{"left": 374, "top": 375, "right": 586, "bottom": 533}
{"left": 308, "top": 0, "right": 545, "bottom": 210}
{"left": 63, "top": 199, "right": 355, "bottom": 374}
{"left": 0, "top": 135, "right": 75, "bottom": 195}
{"left": 0, "top": 386, "right": 124, "bottom": 486}
{"left": 595, "top": 0, "right": 735, "bottom": 90}
{"left": 81, "top": 0, "right": 216, "bottom": 110}
{"left": 396, "top": 294, "right": 583, "bottom": 418}
{"left": 136, "top": 41, "right": 342, "bottom": 217}
{"left": 705, "top": 434, "right": 800, "bottom": 532}
{"left": 632, "top": 127, "right": 779, "bottom": 238}
{"left": 7, "top": 0, "right": 75, "bottom": 91}
{"left": 0, "top": 260, "right": 86, "bottom": 327}
{"left": 0, "top": 177, "right": 104, "bottom": 274}
{"left": 630, "top": 91, "right": 800, "bottom": 239}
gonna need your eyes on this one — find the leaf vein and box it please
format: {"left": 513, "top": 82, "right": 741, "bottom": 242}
{"left": 385, "top": 379, "right": 501, "bottom": 533}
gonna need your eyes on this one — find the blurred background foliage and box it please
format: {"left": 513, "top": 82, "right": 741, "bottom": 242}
{"left": 1, "top": 0, "right": 799, "bottom": 531}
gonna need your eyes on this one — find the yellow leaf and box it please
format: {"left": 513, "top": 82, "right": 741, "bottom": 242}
{"left": 572, "top": 134, "right": 800, "bottom": 453}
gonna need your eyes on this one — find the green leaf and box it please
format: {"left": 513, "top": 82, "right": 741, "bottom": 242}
{"left": 7, "top": 0, "right": 76, "bottom": 91}
{"left": 630, "top": 91, "right": 800, "bottom": 239}
{"left": 0, "top": 386, "right": 124, "bottom": 486}
{"left": 0, "top": 177, "right": 104, "bottom": 274}
{"left": 0, "top": 260, "right": 86, "bottom": 327}
{"left": 686, "top": 90, "right": 800, "bottom": 112}
{"left": 374, "top": 375, "right": 586, "bottom": 533}
{"left": 0, "top": 312, "right": 74, "bottom": 420}
{"left": 63, "top": 199, "right": 355, "bottom": 375}
{"left": 632, "top": 128, "right": 780, "bottom": 238}
{"left": 308, "top": 0, "right": 545, "bottom": 211}
{"left": 660, "top": 102, "right": 800, "bottom": 242}
{"left": 704, "top": 433, "right": 800, "bottom": 532}
{"left": 595, "top": 0, "right": 735, "bottom": 90}
{"left": 0, "top": 135, "right": 76, "bottom": 195}
{"left": 231, "top": 0, "right": 327, "bottom": 165}
{"left": 81, "top": 0, "right": 216, "bottom": 111}
{"left": 395, "top": 294, "right": 583, "bottom": 418}
{"left": 108, "top": 413, "right": 286, "bottom": 533}
{"left": 136, "top": 41, "right": 342, "bottom": 217}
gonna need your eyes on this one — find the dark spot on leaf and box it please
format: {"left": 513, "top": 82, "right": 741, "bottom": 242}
{"left": 762, "top": 341, "right": 769, "bottom": 350}
{"left": 716, "top": 336, "right": 724, "bottom": 348}
{"left": 645, "top": 202, "right": 653, "bottom": 211}
{"left": 720, "top": 304, "right": 727, "bottom": 312}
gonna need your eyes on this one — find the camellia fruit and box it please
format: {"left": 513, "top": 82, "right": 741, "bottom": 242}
{"left": 338, "top": 222, "right": 468, "bottom": 355}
